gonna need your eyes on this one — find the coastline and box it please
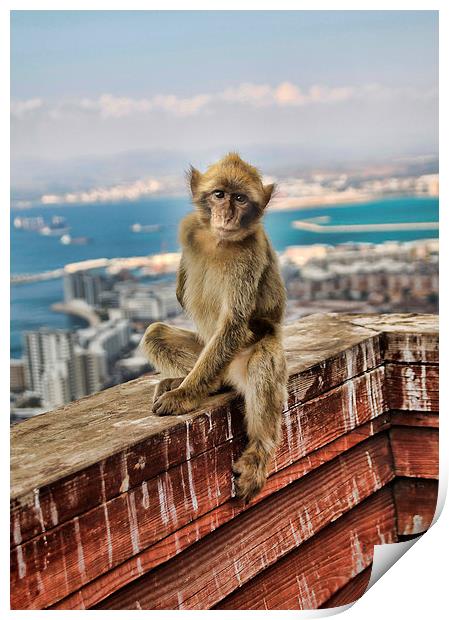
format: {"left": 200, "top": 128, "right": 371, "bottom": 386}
{"left": 270, "top": 191, "right": 439, "bottom": 211}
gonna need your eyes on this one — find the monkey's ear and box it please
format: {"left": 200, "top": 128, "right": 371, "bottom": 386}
{"left": 188, "top": 166, "right": 202, "bottom": 197}
{"left": 263, "top": 183, "right": 276, "bottom": 208}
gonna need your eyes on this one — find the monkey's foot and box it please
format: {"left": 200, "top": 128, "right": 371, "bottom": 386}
{"left": 152, "top": 377, "right": 184, "bottom": 405}
{"left": 233, "top": 450, "right": 268, "bottom": 503}
{"left": 152, "top": 386, "right": 201, "bottom": 416}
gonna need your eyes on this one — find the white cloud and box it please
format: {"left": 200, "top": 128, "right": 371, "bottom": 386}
{"left": 78, "top": 92, "right": 212, "bottom": 118}
{"left": 12, "top": 81, "right": 428, "bottom": 122}
{"left": 220, "top": 83, "right": 273, "bottom": 105}
{"left": 10, "top": 98, "right": 44, "bottom": 118}
{"left": 41, "top": 177, "right": 162, "bottom": 205}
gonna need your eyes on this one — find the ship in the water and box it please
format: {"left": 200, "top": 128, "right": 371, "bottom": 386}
{"left": 40, "top": 216, "right": 70, "bottom": 236}
{"left": 60, "top": 234, "right": 91, "bottom": 245}
{"left": 13, "top": 216, "right": 45, "bottom": 231}
{"left": 130, "top": 223, "right": 162, "bottom": 233}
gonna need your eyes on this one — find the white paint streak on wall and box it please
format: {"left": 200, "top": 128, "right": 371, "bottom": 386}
{"left": 13, "top": 516, "right": 22, "bottom": 545}
{"left": 163, "top": 432, "right": 170, "bottom": 469}
{"left": 234, "top": 559, "right": 243, "bottom": 585}
{"left": 141, "top": 481, "right": 150, "bottom": 510}
{"left": 372, "top": 371, "right": 381, "bottom": 414}
{"left": 303, "top": 508, "right": 315, "bottom": 537}
{"left": 49, "top": 494, "right": 59, "bottom": 527}
{"left": 99, "top": 461, "right": 114, "bottom": 568}
{"left": 127, "top": 492, "right": 141, "bottom": 555}
{"left": 33, "top": 488, "right": 45, "bottom": 532}
{"left": 226, "top": 409, "right": 233, "bottom": 440}
{"left": 74, "top": 517, "right": 87, "bottom": 579}
{"left": 214, "top": 447, "right": 221, "bottom": 500}
{"left": 289, "top": 519, "right": 301, "bottom": 546}
{"left": 365, "top": 450, "right": 373, "bottom": 471}
{"left": 174, "top": 531, "right": 181, "bottom": 553}
{"left": 179, "top": 466, "right": 189, "bottom": 510}
{"left": 350, "top": 532, "right": 365, "bottom": 576}
{"left": 403, "top": 366, "right": 420, "bottom": 408}
{"left": 412, "top": 514, "right": 424, "bottom": 534}
{"left": 351, "top": 479, "right": 360, "bottom": 507}
{"left": 177, "top": 590, "right": 184, "bottom": 609}
{"left": 420, "top": 365, "right": 428, "bottom": 406}
{"left": 16, "top": 545, "right": 26, "bottom": 579}
{"left": 347, "top": 380, "right": 358, "bottom": 429}
{"left": 376, "top": 524, "right": 388, "bottom": 545}
{"left": 157, "top": 476, "right": 170, "bottom": 526}
{"left": 36, "top": 569, "right": 44, "bottom": 594}
{"left": 284, "top": 410, "right": 293, "bottom": 454}
{"left": 345, "top": 348, "right": 355, "bottom": 379}
{"left": 185, "top": 419, "right": 192, "bottom": 459}
{"left": 185, "top": 420, "right": 199, "bottom": 511}
{"left": 366, "top": 449, "right": 382, "bottom": 490}
{"left": 401, "top": 335, "right": 416, "bottom": 363}
{"left": 165, "top": 473, "right": 179, "bottom": 527}
{"left": 120, "top": 453, "right": 130, "bottom": 493}
{"left": 366, "top": 372, "right": 374, "bottom": 418}
{"left": 206, "top": 410, "right": 213, "bottom": 433}
{"left": 136, "top": 556, "right": 144, "bottom": 576}
{"left": 296, "top": 574, "right": 317, "bottom": 609}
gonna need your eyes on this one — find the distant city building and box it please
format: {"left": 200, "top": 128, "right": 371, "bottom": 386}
{"left": 22, "top": 319, "right": 131, "bottom": 410}
{"left": 281, "top": 239, "right": 438, "bottom": 312}
{"left": 78, "top": 319, "right": 131, "bottom": 361}
{"left": 10, "top": 359, "right": 27, "bottom": 393}
{"left": 63, "top": 269, "right": 112, "bottom": 306}
{"left": 23, "top": 329, "right": 81, "bottom": 407}
{"left": 98, "top": 289, "right": 120, "bottom": 309}
{"left": 74, "top": 346, "right": 105, "bottom": 396}
{"left": 155, "top": 284, "right": 181, "bottom": 318}
{"left": 117, "top": 282, "right": 180, "bottom": 322}
{"left": 76, "top": 318, "right": 132, "bottom": 393}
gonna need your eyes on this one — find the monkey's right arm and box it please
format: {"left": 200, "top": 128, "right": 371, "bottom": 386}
{"left": 152, "top": 260, "right": 262, "bottom": 415}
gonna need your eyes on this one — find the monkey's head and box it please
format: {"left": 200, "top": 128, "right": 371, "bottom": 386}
{"left": 188, "top": 152, "right": 275, "bottom": 242}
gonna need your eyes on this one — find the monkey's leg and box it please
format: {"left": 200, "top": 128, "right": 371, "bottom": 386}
{"left": 142, "top": 322, "right": 204, "bottom": 403}
{"left": 142, "top": 323, "right": 222, "bottom": 410}
{"left": 143, "top": 322, "right": 203, "bottom": 376}
{"left": 229, "top": 335, "right": 288, "bottom": 502}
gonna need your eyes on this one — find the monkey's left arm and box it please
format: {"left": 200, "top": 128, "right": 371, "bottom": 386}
{"left": 176, "top": 255, "right": 186, "bottom": 308}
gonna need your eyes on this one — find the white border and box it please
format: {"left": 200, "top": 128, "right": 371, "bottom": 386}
{"left": 3, "top": 2, "right": 445, "bottom": 618}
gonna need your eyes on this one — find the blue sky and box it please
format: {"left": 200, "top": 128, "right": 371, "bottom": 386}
{"left": 12, "top": 11, "right": 437, "bottom": 98}
{"left": 11, "top": 11, "right": 438, "bottom": 198}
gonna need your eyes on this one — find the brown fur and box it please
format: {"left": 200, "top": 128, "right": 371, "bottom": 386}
{"left": 143, "top": 153, "right": 287, "bottom": 501}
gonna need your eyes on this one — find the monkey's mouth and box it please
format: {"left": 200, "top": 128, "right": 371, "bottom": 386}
{"left": 214, "top": 226, "right": 239, "bottom": 237}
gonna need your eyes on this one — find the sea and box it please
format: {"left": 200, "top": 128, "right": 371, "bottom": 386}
{"left": 10, "top": 195, "right": 439, "bottom": 357}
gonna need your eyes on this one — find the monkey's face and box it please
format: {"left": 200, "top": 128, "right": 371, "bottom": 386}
{"left": 204, "top": 188, "right": 260, "bottom": 241}
{"left": 189, "top": 153, "right": 275, "bottom": 242}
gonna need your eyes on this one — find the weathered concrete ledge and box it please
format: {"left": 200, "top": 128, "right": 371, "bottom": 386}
{"left": 10, "top": 313, "right": 439, "bottom": 610}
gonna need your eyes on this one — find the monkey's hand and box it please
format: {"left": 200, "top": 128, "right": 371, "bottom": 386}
{"left": 152, "top": 387, "right": 202, "bottom": 416}
{"left": 152, "top": 377, "right": 184, "bottom": 404}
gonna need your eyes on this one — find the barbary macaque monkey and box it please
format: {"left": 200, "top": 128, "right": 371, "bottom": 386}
{"left": 143, "top": 153, "right": 287, "bottom": 501}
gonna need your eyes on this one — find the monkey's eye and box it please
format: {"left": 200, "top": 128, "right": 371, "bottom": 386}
{"left": 234, "top": 193, "right": 248, "bottom": 204}
{"left": 213, "top": 190, "right": 225, "bottom": 199}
